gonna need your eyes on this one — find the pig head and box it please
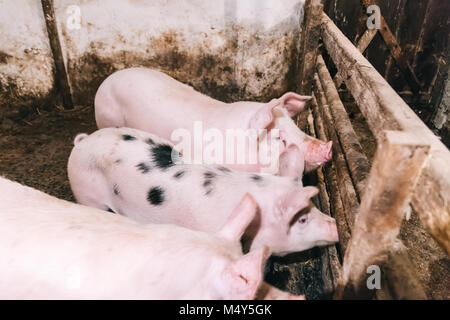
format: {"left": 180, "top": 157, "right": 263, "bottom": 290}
{"left": 249, "top": 92, "right": 333, "bottom": 176}
{"left": 246, "top": 186, "right": 339, "bottom": 256}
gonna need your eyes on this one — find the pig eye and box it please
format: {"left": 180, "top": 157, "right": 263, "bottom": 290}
{"left": 298, "top": 216, "right": 308, "bottom": 224}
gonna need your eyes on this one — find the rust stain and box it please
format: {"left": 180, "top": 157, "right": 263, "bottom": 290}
{"left": 60, "top": 27, "right": 299, "bottom": 106}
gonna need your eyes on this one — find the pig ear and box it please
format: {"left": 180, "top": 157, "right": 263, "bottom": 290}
{"left": 277, "top": 186, "right": 318, "bottom": 222}
{"left": 278, "top": 92, "right": 311, "bottom": 117}
{"left": 249, "top": 100, "right": 277, "bottom": 130}
{"left": 279, "top": 145, "right": 305, "bottom": 177}
{"left": 221, "top": 246, "right": 270, "bottom": 300}
{"left": 218, "top": 193, "right": 258, "bottom": 242}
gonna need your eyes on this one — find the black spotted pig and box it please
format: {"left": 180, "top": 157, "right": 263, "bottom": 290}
{"left": 68, "top": 127, "right": 338, "bottom": 256}
{"left": 0, "top": 176, "right": 272, "bottom": 299}
{"left": 94, "top": 68, "right": 332, "bottom": 177}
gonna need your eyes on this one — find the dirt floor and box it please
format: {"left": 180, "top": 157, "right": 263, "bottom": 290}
{"left": 1, "top": 101, "right": 448, "bottom": 299}
{"left": 0, "top": 105, "right": 325, "bottom": 299}
{"left": 0, "top": 106, "right": 96, "bottom": 201}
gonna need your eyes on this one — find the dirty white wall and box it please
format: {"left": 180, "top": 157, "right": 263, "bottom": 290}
{"left": 0, "top": 0, "right": 54, "bottom": 111}
{"left": 55, "top": 0, "right": 306, "bottom": 105}
{"left": 1, "top": 0, "right": 306, "bottom": 108}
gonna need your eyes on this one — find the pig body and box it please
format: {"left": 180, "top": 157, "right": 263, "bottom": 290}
{"left": 0, "top": 176, "right": 269, "bottom": 299}
{"left": 94, "top": 68, "right": 332, "bottom": 177}
{"left": 68, "top": 127, "right": 338, "bottom": 255}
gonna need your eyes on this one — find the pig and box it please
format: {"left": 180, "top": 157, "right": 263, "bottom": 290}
{"left": 256, "top": 283, "right": 306, "bottom": 300}
{"left": 94, "top": 67, "right": 332, "bottom": 177}
{"left": 67, "top": 127, "right": 338, "bottom": 256}
{"left": 0, "top": 176, "right": 272, "bottom": 299}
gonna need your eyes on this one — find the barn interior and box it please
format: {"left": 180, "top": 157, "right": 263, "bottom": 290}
{"left": 0, "top": 0, "right": 449, "bottom": 299}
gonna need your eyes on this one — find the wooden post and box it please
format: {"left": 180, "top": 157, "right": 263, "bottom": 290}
{"left": 316, "top": 55, "right": 370, "bottom": 198}
{"left": 311, "top": 93, "right": 352, "bottom": 254}
{"left": 334, "top": 28, "right": 377, "bottom": 88}
{"left": 361, "top": 0, "right": 423, "bottom": 94}
{"left": 321, "top": 11, "right": 450, "bottom": 254}
{"left": 334, "top": 130, "right": 430, "bottom": 299}
{"left": 382, "top": 247, "right": 428, "bottom": 300}
{"left": 41, "top": 0, "right": 73, "bottom": 110}
{"left": 313, "top": 74, "right": 360, "bottom": 230}
{"left": 297, "top": 0, "right": 323, "bottom": 95}
{"left": 306, "top": 108, "right": 341, "bottom": 295}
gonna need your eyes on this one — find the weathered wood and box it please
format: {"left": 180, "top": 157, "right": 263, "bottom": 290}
{"left": 382, "top": 244, "right": 428, "bottom": 300}
{"left": 307, "top": 109, "right": 341, "bottom": 295}
{"left": 334, "top": 130, "right": 430, "bottom": 299}
{"left": 334, "top": 28, "right": 377, "bottom": 88}
{"left": 322, "top": 12, "right": 400, "bottom": 136}
{"left": 313, "top": 74, "right": 360, "bottom": 230}
{"left": 361, "top": 0, "right": 423, "bottom": 94}
{"left": 311, "top": 94, "right": 352, "bottom": 254}
{"left": 297, "top": 0, "right": 323, "bottom": 94}
{"left": 41, "top": 0, "right": 73, "bottom": 110}
{"left": 316, "top": 55, "right": 370, "bottom": 198}
{"left": 316, "top": 164, "right": 342, "bottom": 292}
{"left": 322, "top": 12, "right": 450, "bottom": 254}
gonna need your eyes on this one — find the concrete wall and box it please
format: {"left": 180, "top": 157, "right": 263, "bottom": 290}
{"left": 53, "top": 0, "right": 305, "bottom": 105}
{"left": 0, "top": 0, "right": 54, "bottom": 111}
{"left": 0, "top": 0, "right": 306, "bottom": 109}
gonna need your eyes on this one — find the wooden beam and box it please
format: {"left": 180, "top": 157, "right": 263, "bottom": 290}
{"left": 41, "top": 0, "right": 73, "bottom": 110}
{"left": 334, "top": 130, "right": 430, "bottom": 299}
{"left": 311, "top": 93, "right": 352, "bottom": 254}
{"left": 297, "top": 0, "right": 323, "bottom": 95}
{"left": 361, "top": 0, "right": 422, "bottom": 94}
{"left": 316, "top": 55, "right": 370, "bottom": 198}
{"left": 306, "top": 109, "right": 341, "bottom": 295}
{"left": 313, "top": 74, "right": 360, "bottom": 230}
{"left": 321, "top": 12, "right": 450, "bottom": 254}
{"left": 382, "top": 245, "right": 428, "bottom": 300}
{"left": 334, "top": 28, "right": 377, "bottom": 88}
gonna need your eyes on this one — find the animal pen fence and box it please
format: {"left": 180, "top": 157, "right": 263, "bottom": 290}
{"left": 297, "top": 0, "right": 449, "bottom": 299}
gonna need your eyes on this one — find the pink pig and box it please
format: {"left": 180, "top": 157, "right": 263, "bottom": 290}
{"left": 0, "top": 176, "right": 272, "bottom": 300}
{"left": 94, "top": 68, "right": 332, "bottom": 177}
{"left": 67, "top": 127, "right": 338, "bottom": 256}
{"left": 256, "top": 283, "right": 306, "bottom": 300}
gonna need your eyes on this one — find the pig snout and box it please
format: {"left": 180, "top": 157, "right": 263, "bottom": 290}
{"left": 326, "top": 217, "right": 339, "bottom": 243}
{"left": 308, "top": 140, "right": 333, "bottom": 163}
{"left": 303, "top": 140, "right": 333, "bottom": 172}
{"left": 318, "top": 216, "right": 339, "bottom": 245}
{"left": 323, "top": 141, "right": 333, "bottom": 162}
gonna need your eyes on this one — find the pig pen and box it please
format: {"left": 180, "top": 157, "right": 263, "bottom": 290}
{"left": 0, "top": 0, "right": 449, "bottom": 299}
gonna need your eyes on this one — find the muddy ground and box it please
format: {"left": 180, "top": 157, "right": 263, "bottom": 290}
{"left": 0, "top": 105, "right": 326, "bottom": 299}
